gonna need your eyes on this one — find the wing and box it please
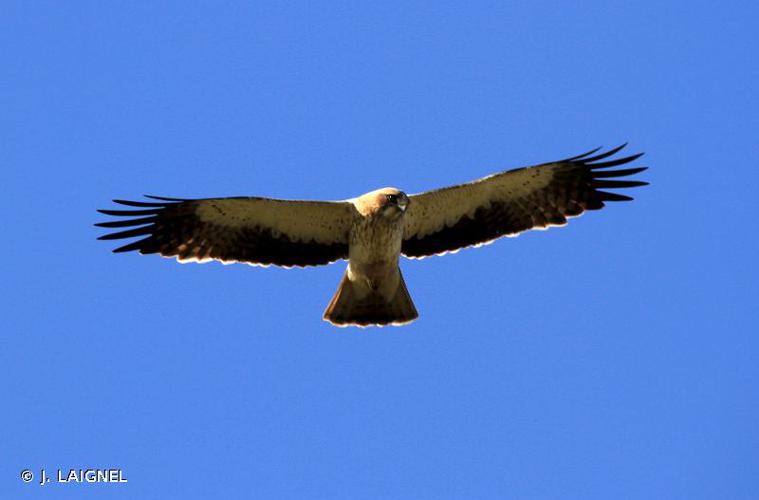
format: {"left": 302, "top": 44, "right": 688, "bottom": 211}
{"left": 96, "top": 195, "right": 355, "bottom": 268}
{"left": 402, "top": 144, "right": 648, "bottom": 258}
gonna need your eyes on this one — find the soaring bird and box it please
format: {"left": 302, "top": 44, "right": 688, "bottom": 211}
{"left": 97, "top": 144, "right": 647, "bottom": 327}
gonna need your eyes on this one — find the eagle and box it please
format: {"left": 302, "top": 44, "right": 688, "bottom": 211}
{"left": 97, "top": 144, "right": 647, "bottom": 327}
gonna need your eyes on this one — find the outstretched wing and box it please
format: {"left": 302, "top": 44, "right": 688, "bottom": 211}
{"left": 402, "top": 144, "right": 648, "bottom": 258}
{"left": 97, "top": 196, "right": 355, "bottom": 268}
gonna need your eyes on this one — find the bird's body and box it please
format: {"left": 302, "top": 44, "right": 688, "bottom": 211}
{"left": 348, "top": 188, "right": 405, "bottom": 291}
{"left": 348, "top": 214, "right": 402, "bottom": 296}
{"left": 97, "top": 145, "right": 648, "bottom": 327}
{"left": 330, "top": 188, "right": 417, "bottom": 326}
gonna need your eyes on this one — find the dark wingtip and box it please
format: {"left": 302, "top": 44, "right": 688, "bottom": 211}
{"left": 566, "top": 146, "right": 603, "bottom": 161}
{"left": 143, "top": 194, "right": 187, "bottom": 201}
{"left": 111, "top": 237, "right": 154, "bottom": 253}
{"left": 590, "top": 152, "right": 645, "bottom": 169}
{"left": 592, "top": 166, "right": 648, "bottom": 178}
{"left": 113, "top": 199, "right": 168, "bottom": 208}
{"left": 592, "top": 180, "right": 649, "bottom": 189}
{"left": 94, "top": 216, "right": 157, "bottom": 228}
{"left": 580, "top": 143, "right": 629, "bottom": 163}
{"left": 97, "top": 208, "right": 162, "bottom": 216}
{"left": 598, "top": 191, "right": 634, "bottom": 202}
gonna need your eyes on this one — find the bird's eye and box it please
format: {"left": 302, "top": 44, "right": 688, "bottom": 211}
{"left": 386, "top": 194, "right": 397, "bottom": 203}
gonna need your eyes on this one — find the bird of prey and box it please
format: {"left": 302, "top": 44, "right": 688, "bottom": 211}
{"left": 97, "top": 144, "right": 647, "bottom": 327}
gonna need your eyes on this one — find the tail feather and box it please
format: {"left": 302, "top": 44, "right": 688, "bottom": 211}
{"left": 323, "top": 269, "right": 418, "bottom": 327}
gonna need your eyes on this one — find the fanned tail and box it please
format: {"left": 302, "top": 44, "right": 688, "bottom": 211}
{"left": 323, "top": 269, "right": 418, "bottom": 327}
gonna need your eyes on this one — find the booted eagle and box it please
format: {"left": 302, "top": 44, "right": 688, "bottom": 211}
{"left": 97, "top": 144, "right": 647, "bottom": 327}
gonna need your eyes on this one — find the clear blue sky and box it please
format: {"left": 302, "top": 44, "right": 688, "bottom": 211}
{"left": 3, "top": 1, "right": 757, "bottom": 499}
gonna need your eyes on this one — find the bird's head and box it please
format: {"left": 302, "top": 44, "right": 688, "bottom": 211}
{"left": 355, "top": 187, "right": 409, "bottom": 219}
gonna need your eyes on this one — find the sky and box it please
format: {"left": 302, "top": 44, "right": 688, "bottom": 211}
{"left": 2, "top": 1, "right": 758, "bottom": 499}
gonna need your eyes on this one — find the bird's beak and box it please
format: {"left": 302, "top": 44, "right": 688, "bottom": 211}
{"left": 397, "top": 197, "right": 408, "bottom": 212}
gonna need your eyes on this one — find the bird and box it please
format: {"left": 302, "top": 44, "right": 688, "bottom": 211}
{"left": 96, "top": 144, "right": 648, "bottom": 327}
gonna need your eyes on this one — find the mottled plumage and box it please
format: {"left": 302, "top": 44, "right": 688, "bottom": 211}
{"left": 97, "top": 144, "right": 647, "bottom": 327}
